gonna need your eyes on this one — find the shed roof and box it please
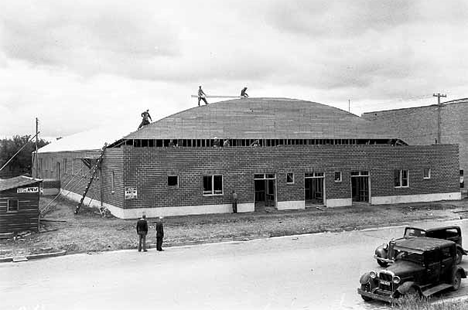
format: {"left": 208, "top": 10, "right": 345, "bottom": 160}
{"left": 124, "top": 98, "right": 395, "bottom": 140}
{"left": 0, "top": 176, "right": 42, "bottom": 192}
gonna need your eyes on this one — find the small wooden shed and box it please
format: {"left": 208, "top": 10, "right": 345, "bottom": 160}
{"left": 0, "top": 176, "right": 42, "bottom": 234}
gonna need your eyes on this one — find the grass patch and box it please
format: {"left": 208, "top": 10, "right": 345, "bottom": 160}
{"left": 399, "top": 295, "right": 468, "bottom": 310}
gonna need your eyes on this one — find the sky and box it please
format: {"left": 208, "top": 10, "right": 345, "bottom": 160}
{"left": 1, "top": 0, "right": 468, "bottom": 140}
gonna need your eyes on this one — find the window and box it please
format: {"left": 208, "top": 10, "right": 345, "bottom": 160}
{"left": 441, "top": 247, "right": 452, "bottom": 260}
{"left": 168, "top": 175, "right": 179, "bottom": 187}
{"left": 111, "top": 171, "right": 115, "bottom": 193}
{"left": 461, "top": 170, "right": 465, "bottom": 189}
{"left": 423, "top": 168, "right": 431, "bottom": 179}
{"left": 7, "top": 199, "right": 19, "bottom": 212}
{"left": 305, "top": 172, "right": 324, "bottom": 178}
{"left": 286, "top": 173, "right": 294, "bottom": 184}
{"left": 63, "top": 158, "right": 68, "bottom": 174}
{"left": 351, "top": 171, "right": 369, "bottom": 176}
{"left": 203, "top": 175, "right": 223, "bottom": 195}
{"left": 334, "top": 172, "right": 342, "bottom": 182}
{"left": 394, "top": 170, "right": 409, "bottom": 188}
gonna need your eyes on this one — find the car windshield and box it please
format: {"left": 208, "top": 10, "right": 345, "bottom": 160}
{"left": 396, "top": 251, "right": 424, "bottom": 264}
{"left": 404, "top": 228, "right": 426, "bottom": 238}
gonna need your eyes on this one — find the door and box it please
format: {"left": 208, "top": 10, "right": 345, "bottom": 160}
{"left": 351, "top": 172, "right": 369, "bottom": 202}
{"left": 254, "top": 174, "right": 276, "bottom": 211}
{"left": 305, "top": 172, "right": 324, "bottom": 204}
{"left": 55, "top": 162, "right": 61, "bottom": 180}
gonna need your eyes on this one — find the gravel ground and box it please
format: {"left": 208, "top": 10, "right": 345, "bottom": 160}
{"left": 1, "top": 195, "right": 467, "bottom": 258}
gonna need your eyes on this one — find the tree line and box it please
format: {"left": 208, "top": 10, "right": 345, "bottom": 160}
{"left": 0, "top": 135, "right": 49, "bottom": 178}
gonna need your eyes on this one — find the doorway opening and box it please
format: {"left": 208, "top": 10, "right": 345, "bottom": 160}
{"left": 254, "top": 174, "right": 276, "bottom": 212}
{"left": 305, "top": 172, "right": 324, "bottom": 205}
{"left": 351, "top": 171, "right": 369, "bottom": 203}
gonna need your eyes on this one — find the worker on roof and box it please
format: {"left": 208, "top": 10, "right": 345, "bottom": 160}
{"left": 138, "top": 109, "right": 152, "bottom": 129}
{"left": 198, "top": 86, "right": 208, "bottom": 106}
{"left": 240, "top": 87, "right": 249, "bottom": 98}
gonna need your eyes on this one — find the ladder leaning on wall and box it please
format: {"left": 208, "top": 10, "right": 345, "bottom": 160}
{"left": 74, "top": 143, "right": 107, "bottom": 215}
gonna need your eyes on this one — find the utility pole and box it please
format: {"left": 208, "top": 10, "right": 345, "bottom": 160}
{"left": 34, "top": 118, "right": 39, "bottom": 178}
{"left": 433, "top": 93, "right": 447, "bottom": 144}
{"left": 348, "top": 99, "right": 350, "bottom": 113}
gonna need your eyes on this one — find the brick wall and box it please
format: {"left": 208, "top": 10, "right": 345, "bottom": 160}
{"left": 362, "top": 101, "right": 468, "bottom": 179}
{"left": 120, "top": 144, "right": 459, "bottom": 210}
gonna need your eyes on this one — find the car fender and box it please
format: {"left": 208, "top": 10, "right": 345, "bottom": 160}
{"left": 457, "top": 245, "right": 468, "bottom": 255}
{"left": 397, "top": 281, "right": 418, "bottom": 295}
{"left": 375, "top": 244, "right": 388, "bottom": 259}
{"left": 453, "top": 266, "right": 467, "bottom": 278}
{"left": 359, "top": 272, "right": 371, "bottom": 284}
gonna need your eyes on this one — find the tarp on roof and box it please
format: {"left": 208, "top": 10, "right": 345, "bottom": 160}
{"left": 0, "top": 176, "right": 42, "bottom": 192}
{"left": 38, "top": 123, "right": 137, "bottom": 153}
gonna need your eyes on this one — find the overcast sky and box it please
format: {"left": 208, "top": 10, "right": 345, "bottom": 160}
{"left": 1, "top": 0, "right": 468, "bottom": 140}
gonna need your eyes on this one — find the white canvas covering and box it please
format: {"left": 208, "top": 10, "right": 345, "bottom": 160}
{"left": 38, "top": 123, "right": 137, "bottom": 153}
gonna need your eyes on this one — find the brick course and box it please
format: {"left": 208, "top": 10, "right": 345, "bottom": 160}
{"left": 119, "top": 144, "right": 459, "bottom": 210}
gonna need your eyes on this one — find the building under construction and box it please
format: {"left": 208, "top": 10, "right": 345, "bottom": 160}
{"left": 362, "top": 97, "right": 468, "bottom": 193}
{"left": 35, "top": 98, "right": 461, "bottom": 219}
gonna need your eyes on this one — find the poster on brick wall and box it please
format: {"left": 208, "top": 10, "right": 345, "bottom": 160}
{"left": 125, "top": 187, "right": 137, "bottom": 199}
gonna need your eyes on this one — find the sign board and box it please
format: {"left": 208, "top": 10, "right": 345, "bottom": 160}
{"left": 17, "top": 187, "right": 39, "bottom": 194}
{"left": 125, "top": 187, "right": 137, "bottom": 199}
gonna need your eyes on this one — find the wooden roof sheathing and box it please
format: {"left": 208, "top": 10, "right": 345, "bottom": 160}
{"left": 124, "top": 98, "right": 393, "bottom": 140}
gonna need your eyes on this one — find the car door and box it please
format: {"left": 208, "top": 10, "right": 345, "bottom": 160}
{"left": 425, "top": 250, "right": 441, "bottom": 284}
{"left": 440, "top": 245, "right": 454, "bottom": 280}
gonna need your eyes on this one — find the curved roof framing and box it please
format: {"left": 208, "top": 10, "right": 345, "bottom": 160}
{"left": 123, "top": 98, "right": 395, "bottom": 141}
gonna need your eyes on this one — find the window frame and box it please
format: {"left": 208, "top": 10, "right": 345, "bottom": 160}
{"left": 168, "top": 175, "right": 179, "bottom": 188}
{"left": 7, "top": 199, "right": 19, "bottom": 213}
{"left": 423, "top": 168, "right": 431, "bottom": 180}
{"left": 334, "top": 171, "right": 342, "bottom": 183}
{"left": 203, "top": 175, "right": 223, "bottom": 196}
{"left": 394, "top": 169, "right": 409, "bottom": 188}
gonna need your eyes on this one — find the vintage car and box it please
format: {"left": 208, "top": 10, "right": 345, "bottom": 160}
{"left": 375, "top": 226, "right": 467, "bottom": 267}
{"left": 359, "top": 237, "right": 466, "bottom": 303}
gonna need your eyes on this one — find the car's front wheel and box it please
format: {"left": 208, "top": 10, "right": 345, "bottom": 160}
{"left": 360, "top": 284, "right": 372, "bottom": 301}
{"left": 452, "top": 271, "right": 462, "bottom": 291}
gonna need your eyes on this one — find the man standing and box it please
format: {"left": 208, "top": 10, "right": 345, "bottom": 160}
{"left": 138, "top": 109, "right": 152, "bottom": 129}
{"left": 156, "top": 217, "right": 164, "bottom": 251}
{"left": 136, "top": 215, "right": 148, "bottom": 252}
{"left": 232, "top": 190, "right": 238, "bottom": 214}
{"left": 198, "top": 86, "right": 208, "bottom": 106}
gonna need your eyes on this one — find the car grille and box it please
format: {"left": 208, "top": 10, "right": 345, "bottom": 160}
{"left": 379, "top": 271, "right": 394, "bottom": 292}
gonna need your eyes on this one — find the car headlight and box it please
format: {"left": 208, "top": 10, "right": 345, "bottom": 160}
{"left": 393, "top": 276, "right": 401, "bottom": 284}
{"left": 370, "top": 271, "right": 377, "bottom": 279}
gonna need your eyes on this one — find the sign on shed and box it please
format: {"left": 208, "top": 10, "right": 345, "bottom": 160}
{"left": 125, "top": 187, "right": 137, "bottom": 199}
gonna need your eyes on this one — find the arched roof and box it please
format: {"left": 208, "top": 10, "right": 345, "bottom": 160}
{"left": 124, "top": 98, "right": 393, "bottom": 140}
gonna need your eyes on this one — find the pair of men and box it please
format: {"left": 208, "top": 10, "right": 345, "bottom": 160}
{"left": 136, "top": 215, "right": 164, "bottom": 252}
{"left": 197, "top": 86, "right": 249, "bottom": 106}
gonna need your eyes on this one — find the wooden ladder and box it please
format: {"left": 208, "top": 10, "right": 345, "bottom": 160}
{"left": 74, "top": 144, "right": 107, "bottom": 214}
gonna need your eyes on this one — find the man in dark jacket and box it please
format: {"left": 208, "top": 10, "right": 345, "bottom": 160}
{"left": 138, "top": 109, "right": 152, "bottom": 129}
{"left": 156, "top": 217, "right": 164, "bottom": 251}
{"left": 136, "top": 215, "right": 148, "bottom": 252}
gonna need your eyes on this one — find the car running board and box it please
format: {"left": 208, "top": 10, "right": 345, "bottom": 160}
{"left": 422, "top": 283, "right": 453, "bottom": 297}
